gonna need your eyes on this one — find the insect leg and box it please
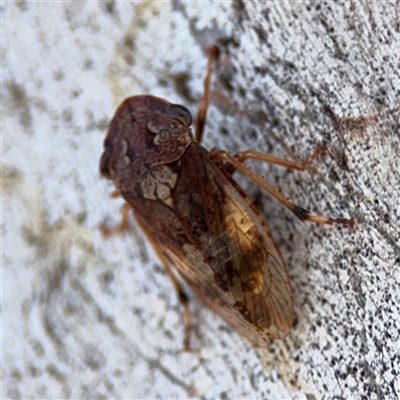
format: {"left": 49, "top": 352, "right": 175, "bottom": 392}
{"left": 234, "top": 144, "right": 326, "bottom": 171}
{"left": 158, "top": 255, "right": 194, "bottom": 352}
{"left": 101, "top": 201, "right": 131, "bottom": 237}
{"left": 211, "top": 149, "right": 354, "bottom": 228}
{"left": 195, "top": 46, "right": 220, "bottom": 143}
{"left": 134, "top": 215, "right": 194, "bottom": 351}
{"left": 218, "top": 144, "right": 325, "bottom": 176}
{"left": 101, "top": 201, "right": 194, "bottom": 349}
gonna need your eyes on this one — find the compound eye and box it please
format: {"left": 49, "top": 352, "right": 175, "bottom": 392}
{"left": 99, "top": 144, "right": 113, "bottom": 178}
{"left": 168, "top": 104, "right": 192, "bottom": 127}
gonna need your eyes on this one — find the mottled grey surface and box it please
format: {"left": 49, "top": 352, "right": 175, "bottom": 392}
{"left": 3, "top": 2, "right": 399, "bottom": 399}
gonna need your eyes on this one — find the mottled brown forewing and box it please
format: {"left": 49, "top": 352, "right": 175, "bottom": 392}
{"left": 100, "top": 95, "right": 294, "bottom": 347}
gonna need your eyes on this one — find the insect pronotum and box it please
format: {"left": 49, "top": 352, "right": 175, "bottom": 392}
{"left": 100, "top": 46, "right": 354, "bottom": 349}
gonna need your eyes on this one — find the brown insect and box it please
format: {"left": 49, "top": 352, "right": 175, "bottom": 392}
{"left": 100, "top": 47, "right": 354, "bottom": 349}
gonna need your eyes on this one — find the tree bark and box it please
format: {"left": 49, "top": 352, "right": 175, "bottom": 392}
{"left": 3, "top": 1, "right": 399, "bottom": 399}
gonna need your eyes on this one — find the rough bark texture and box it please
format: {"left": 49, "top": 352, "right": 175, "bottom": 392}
{"left": 3, "top": 2, "right": 399, "bottom": 399}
